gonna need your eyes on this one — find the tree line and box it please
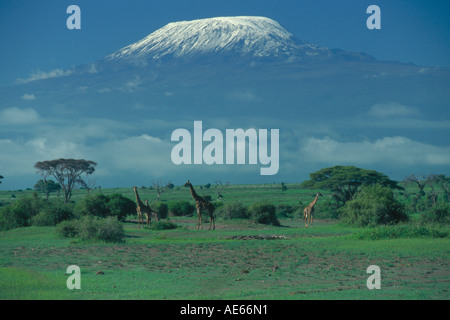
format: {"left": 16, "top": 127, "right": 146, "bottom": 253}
{"left": 0, "top": 160, "right": 448, "bottom": 232}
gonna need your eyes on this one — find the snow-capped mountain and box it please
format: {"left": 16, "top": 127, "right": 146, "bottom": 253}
{"left": 1, "top": 16, "right": 449, "bottom": 188}
{"left": 106, "top": 16, "right": 330, "bottom": 61}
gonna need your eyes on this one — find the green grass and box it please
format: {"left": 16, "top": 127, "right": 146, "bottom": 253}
{"left": 0, "top": 183, "right": 321, "bottom": 208}
{"left": 0, "top": 217, "right": 448, "bottom": 300}
{"left": 0, "top": 183, "right": 448, "bottom": 300}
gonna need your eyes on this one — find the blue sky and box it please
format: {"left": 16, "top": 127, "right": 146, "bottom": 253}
{"left": 0, "top": 1, "right": 449, "bottom": 190}
{"left": 0, "top": 0, "right": 449, "bottom": 87}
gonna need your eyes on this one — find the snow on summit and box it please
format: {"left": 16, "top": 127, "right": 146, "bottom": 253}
{"left": 107, "top": 16, "right": 327, "bottom": 60}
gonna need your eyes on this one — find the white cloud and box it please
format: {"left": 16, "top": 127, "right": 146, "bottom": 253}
{"left": 99, "top": 134, "right": 173, "bottom": 174}
{"left": 0, "top": 138, "right": 87, "bottom": 176}
{"left": 22, "top": 93, "right": 36, "bottom": 101}
{"left": 122, "top": 75, "right": 142, "bottom": 92}
{"left": 16, "top": 69, "right": 73, "bottom": 84}
{"left": 97, "top": 87, "right": 111, "bottom": 93}
{"left": 88, "top": 63, "right": 98, "bottom": 74}
{"left": 228, "top": 90, "right": 260, "bottom": 102}
{"left": 0, "top": 136, "right": 174, "bottom": 186}
{"left": 0, "top": 107, "right": 40, "bottom": 125}
{"left": 369, "top": 102, "right": 419, "bottom": 118}
{"left": 298, "top": 136, "right": 450, "bottom": 166}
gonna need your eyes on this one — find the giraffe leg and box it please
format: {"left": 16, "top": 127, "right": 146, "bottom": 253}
{"left": 199, "top": 209, "right": 203, "bottom": 230}
{"left": 210, "top": 209, "right": 215, "bottom": 230}
{"left": 208, "top": 212, "right": 213, "bottom": 230}
{"left": 196, "top": 207, "right": 201, "bottom": 229}
{"left": 137, "top": 210, "right": 141, "bottom": 229}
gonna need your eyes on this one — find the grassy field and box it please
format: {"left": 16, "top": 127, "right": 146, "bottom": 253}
{"left": 0, "top": 183, "right": 449, "bottom": 300}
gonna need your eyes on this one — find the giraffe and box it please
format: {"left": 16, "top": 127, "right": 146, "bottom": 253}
{"left": 303, "top": 192, "right": 322, "bottom": 228}
{"left": 145, "top": 200, "right": 160, "bottom": 224}
{"left": 184, "top": 180, "right": 215, "bottom": 230}
{"left": 133, "top": 186, "right": 158, "bottom": 228}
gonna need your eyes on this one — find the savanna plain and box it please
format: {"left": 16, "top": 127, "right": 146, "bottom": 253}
{"left": 0, "top": 183, "right": 448, "bottom": 300}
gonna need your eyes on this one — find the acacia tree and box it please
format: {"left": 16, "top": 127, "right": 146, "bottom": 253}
{"left": 34, "top": 159, "right": 97, "bottom": 203}
{"left": 425, "top": 174, "right": 450, "bottom": 205}
{"left": 34, "top": 179, "right": 61, "bottom": 200}
{"left": 301, "top": 165, "right": 403, "bottom": 206}
{"left": 404, "top": 174, "right": 428, "bottom": 196}
{"left": 404, "top": 174, "right": 449, "bottom": 206}
{"left": 152, "top": 179, "right": 167, "bottom": 201}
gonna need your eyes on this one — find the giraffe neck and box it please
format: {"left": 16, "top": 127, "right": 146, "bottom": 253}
{"left": 310, "top": 194, "right": 319, "bottom": 207}
{"left": 188, "top": 184, "right": 202, "bottom": 202}
{"left": 134, "top": 188, "right": 144, "bottom": 207}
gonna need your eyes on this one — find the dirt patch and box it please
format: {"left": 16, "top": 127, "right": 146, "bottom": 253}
{"left": 226, "top": 235, "right": 290, "bottom": 240}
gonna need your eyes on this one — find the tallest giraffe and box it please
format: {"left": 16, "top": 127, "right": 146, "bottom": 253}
{"left": 184, "top": 180, "right": 215, "bottom": 230}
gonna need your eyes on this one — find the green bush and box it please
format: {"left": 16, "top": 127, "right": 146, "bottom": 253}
{"left": 107, "top": 193, "right": 136, "bottom": 221}
{"left": 0, "top": 205, "right": 21, "bottom": 231}
{"left": 55, "top": 220, "right": 79, "bottom": 238}
{"left": 74, "top": 194, "right": 135, "bottom": 221}
{"left": 216, "top": 201, "right": 249, "bottom": 220}
{"left": 31, "top": 203, "right": 74, "bottom": 226}
{"left": 340, "top": 184, "right": 408, "bottom": 227}
{"left": 74, "top": 195, "right": 110, "bottom": 218}
{"left": 147, "top": 220, "right": 178, "bottom": 230}
{"left": 168, "top": 200, "right": 195, "bottom": 216}
{"left": 151, "top": 202, "right": 169, "bottom": 219}
{"left": 421, "top": 202, "right": 450, "bottom": 224}
{"left": 249, "top": 202, "right": 280, "bottom": 226}
{"left": 96, "top": 217, "right": 126, "bottom": 242}
{"left": 56, "top": 216, "right": 125, "bottom": 242}
{"left": 276, "top": 204, "right": 298, "bottom": 219}
{"left": 351, "top": 224, "right": 449, "bottom": 240}
{"left": 0, "top": 194, "right": 75, "bottom": 230}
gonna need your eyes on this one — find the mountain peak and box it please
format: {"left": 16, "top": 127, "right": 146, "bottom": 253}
{"left": 106, "top": 16, "right": 328, "bottom": 61}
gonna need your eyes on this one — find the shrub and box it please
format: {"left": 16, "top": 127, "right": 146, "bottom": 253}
{"left": 55, "top": 220, "right": 79, "bottom": 238}
{"left": 107, "top": 193, "right": 136, "bottom": 221}
{"left": 168, "top": 200, "right": 195, "bottom": 216}
{"left": 74, "top": 194, "right": 135, "bottom": 221}
{"left": 74, "top": 195, "right": 110, "bottom": 218}
{"left": 421, "top": 202, "right": 450, "bottom": 224}
{"left": 96, "top": 217, "right": 126, "bottom": 242}
{"left": 0, "top": 205, "right": 20, "bottom": 231}
{"left": 351, "top": 224, "right": 449, "bottom": 240}
{"left": 152, "top": 202, "right": 169, "bottom": 219}
{"left": 216, "top": 201, "right": 249, "bottom": 220}
{"left": 249, "top": 202, "right": 280, "bottom": 226}
{"left": 276, "top": 204, "right": 298, "bottom": 219}
{"left": 147, "top": 220, "right": 178, "bottom": 230}
{"left": 0, "top": 194, "right": 74, "bottom": 230}
{"left": 340, "top": 184, "right": 408, "bottom": 227}
{"left": 56, "top": 216, "right": 125, "bottom": 242}
{"left": 31, "top": 203, "right": 74, "bottom": 226}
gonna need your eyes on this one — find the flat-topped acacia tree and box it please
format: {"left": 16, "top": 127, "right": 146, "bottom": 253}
{"left": 34, "top": 158, "right": 97, "bottom": 203}
{"left": 301, "top": 165, "right": 403, "bottom": 207}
